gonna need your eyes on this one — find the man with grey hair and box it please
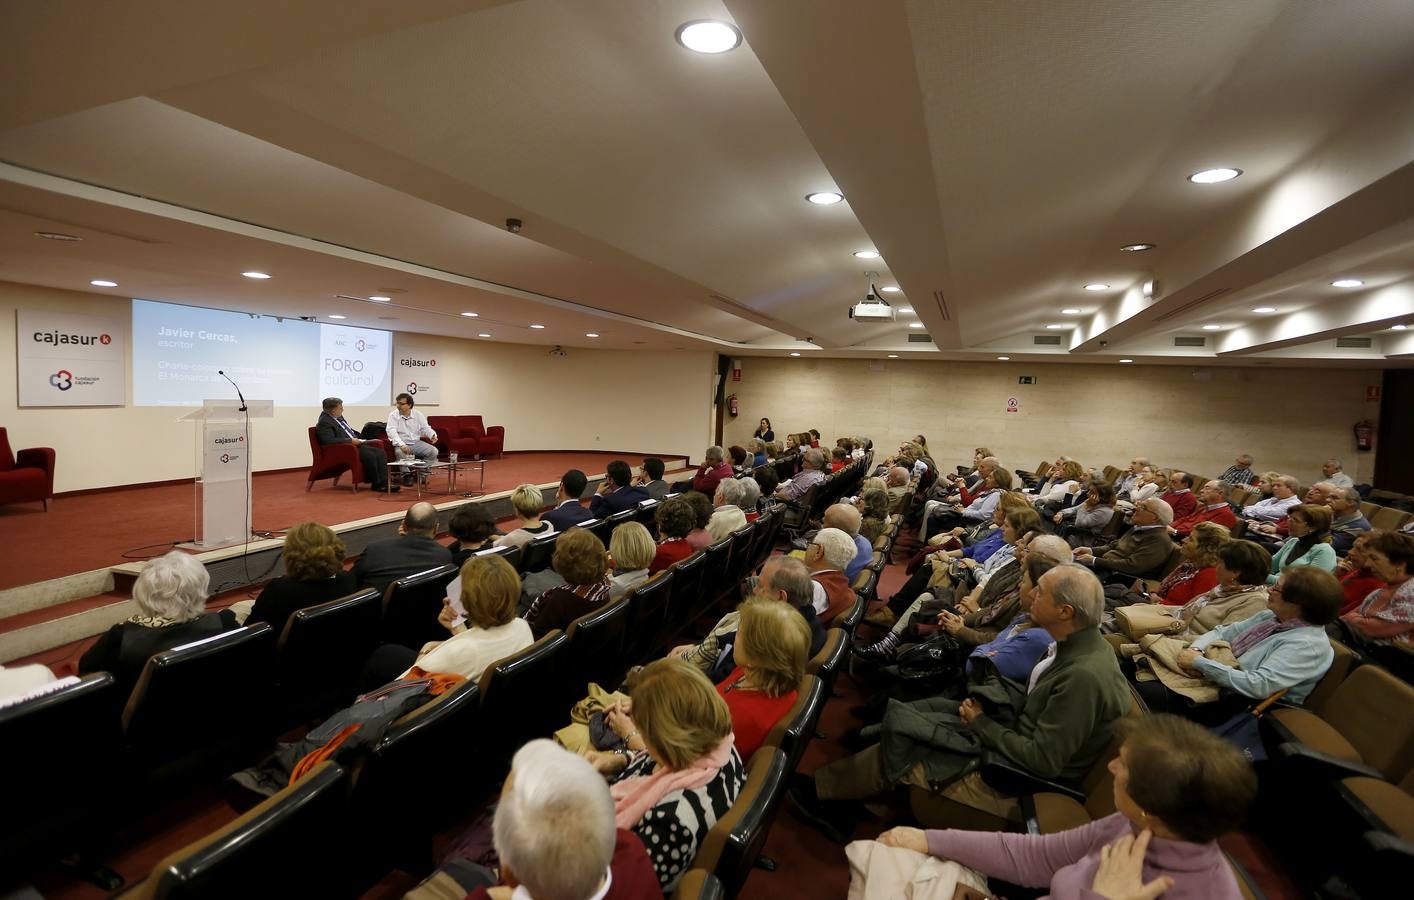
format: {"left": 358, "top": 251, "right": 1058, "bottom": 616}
{"left": 790, "top": 562, "right": 1129, "bottom": 836}
{"left": 1170, "top": 479, "right": 1239, "bottom": 538}
{"left": 690, "top": 445, "right": 734, "bottom": 498}
{"left": 416, "top": 738, "right": 658, "bottom": 899}
{"left": 1219, "top": 453, "right": 1257, "bottom": 486}
{"left": 736, "top": 476, "right": 763, "bottom": 519}
{"left": 1326, "top": 485, "right": 1372, "bottom": 553}
{"left": 1113, "top": 457, "right": 1151, "bottom": 498}
{"left": 1242, "top": 474, "right": 1302, "bottom": 523}
{"left": 775, "top": 447, "right": 827, "bottom": 502}
{"left": 350, "top": 501, "right": 454, "bottom": 594}
{"left": 1073, "top": 497, "right": 1174, "bottom": 578}
{"left": 823, "top": 503, "right": 872, "bottom": 580}
{"left": 1321, "top": 458, "right": 1355, "bottom": 489}
{"left": 885, "top": 466, "right": 910, "bottom": 513}
{"left": 1249, "top": 481, "right": 1338, "bottom": 544}
{"left": 707, "top": 477, "right": 748, "bottom": 541}
{"left": 805, "top": 527, "right": 858, "bottom": 622}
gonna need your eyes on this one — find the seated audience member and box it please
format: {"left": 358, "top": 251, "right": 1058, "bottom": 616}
{"left": 806, "top": 528, "right": 860, "bottom": 622}
{"left": 1113, "top": 457, "right": 1149, "bottom": 498}
{"left": 776, "top": 448, "right": 827, "bottom": 502}
{"left": 748, "top": 439, "right": 768, "bottom": 469}
{"left": 1170, "top": 479, "right": 1238, "bottom": 538}
{"left": 1335, "top": 533, "right": 1386, "bottom": 615}
{"left": 0, "top": 662, "right": 60, "bottom": 707}
{"left": 1219, "top": 453, "right": 1258, "bottom": 486}
{"left": 791, "top": 564, "right": 1129, "bottom": 836}
{"left": 1121, "top": 540, "right": 1271, "bottom": 641}
{"left": 1142, "top": 566, "right": 1341, "bottom": 718}
{"left": 430, "top": 739, "right": 659, "bottom": 900}
{"left": 942, "top": 456, "right": 1000, "bottom": 508}
{"left": 829, "top": 446, "right": 849, "bottom": 473}
{"left": 939, "top": 448, "right": 991, "bottom": 492}
{"left": 1267, "top": 504, "right": 1337, "bottom": 584}
{"left": 583, "top": 659, "right": 746, "bottom": 892}
{"left": 447, "top": 504, "right": 498, "bottom": 566}
{"left": 1340, "top": 530, "right": 1414, "bottom": 646}
{"left": 524, "top": 529, "right": 612, "bottom": 638}
{"left": 727, "top": 444, "right": 750, "bottom": 474}
{"left": 737, "top": 476, "right": 763, "bottom": 521}
{"left": 672, "top": 556, "right": 824, "bottom": 675}
{"left": 1242, "top": 474, "right": 1301, "bottom": 522}
{"left": 682, "top": 490, "right": 715, "bottom": 550}
{"left": 609, "top": 522, "right": 656, "bottom": 600}
{"left": 707, "top": 478, "right": 748, "bottom": 542}
{"left": 764, "top": 440, "right": 785, "bottom": 461}
{"left": 1326, "top": 485, "right": 1372, "bottom": 553}
{"left": 1161, "top": 471, "right": 1197, "bottom": 520}
{"left": 649, "top": 498, "right": 697, "bottom": 574}
{"left": 1073, "top": 498, "right": 1175, "bottom": 577}
{"left": 964, "top": 553, "right": 1063, "bottom": 683}
{"left": 385, "top": 392, "right": 439, "bottom": 477}
{"left": 819, "top": 503, "right": 872, "bottom": 580}
{"left": 79, "top": 551, "right": 239, "bottom": 697}
{"left": 590, "top": 460, "right": 650, "bottom": 519}
{"left": 246, "top": 522, "right": 357, "bottom": 634}
{"left": 633, "top": 457, "right": 669, "bottom": 501}
{"left": 495, "top": 485, "right": 555, "bottom": 552}
{"left": 872, "top": 714, "right": 1257, "bottom": 900}
{"left": 315, "top": 396, "right": 392, "bottom": 492}
{"left": 543, "top": 469, "right": 593, "bottom": 530}
{"left": 1248, "top": 481, "right": 1337, "bottom": 544}
{"left": 1122, "top": 466, "right": 1163, "bottom": 506}
{"left": 369, "top": 554, "right": 535, "bottom": 683}
{"left": 809, "top": 428, "right": 822, "bottom": 447}
{"left": 352, "top": 502, "right": 454, "bottom": 593}
{"left": 1320, "top": 457, "right": 1355, "bottom": 489}
{"left": 1034, "top": 460, "right": 1084, "bottom": 507}
{"left": 753, "top": 417, "right": 775, "bottom": 443}
{"left": 884, "top": 466, "right": 911, "bottom": 513}
{"left": 1130, "top": 522, "right": 1229, "bottom": 607}
{"left": 690, "top": 446, "right": 734, "bottom": 498}
{"left": 857, "top": 489, "right": 890, "bottom": 543}
{"left": 753, "top": 465, "right": 781, "bottom": 503}
{"left": 1054, "top": 481, "right": 1117, "bottom": 542}
{"left": 925, "top": 467, "right": 1012, "bottom": 540}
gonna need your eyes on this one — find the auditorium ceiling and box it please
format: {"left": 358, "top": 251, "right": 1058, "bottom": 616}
{"left": 2, "top": 0, "right": 1412, "bottom": 366}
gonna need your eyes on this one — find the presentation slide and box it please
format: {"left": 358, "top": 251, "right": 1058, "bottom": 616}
{"left": 131, "top": 299, "right": 393, "bottom": 406}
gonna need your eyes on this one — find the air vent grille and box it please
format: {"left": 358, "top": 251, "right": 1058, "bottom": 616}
{"left": 1336, "top": 336, "right": 1374, "bottom": 349}
{"left": 1032, "top": 334, "right": 1063, "bottom": 346}
{"left": 931, "top": 291, "right": 952, "bottom": 321}
{"left": 1152, "top": 288, "right": 1230, "bottom": 323}
{"left": 1173, "top": 336, "right": 1207, "bottom": 348}
{"left": 907, "top": 333, "right": 933, "bottom": 343}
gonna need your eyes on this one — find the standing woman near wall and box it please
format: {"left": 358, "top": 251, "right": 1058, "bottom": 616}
{"left": 753, "top": 417, "right": 775, "bottom": 443}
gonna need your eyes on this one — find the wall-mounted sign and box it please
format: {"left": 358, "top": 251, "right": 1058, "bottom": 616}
{"left": 394, "top": 336, "right": 440, "bottom": 406}
{"left": 17, "top": 309, "right": 125, "bottom": 407}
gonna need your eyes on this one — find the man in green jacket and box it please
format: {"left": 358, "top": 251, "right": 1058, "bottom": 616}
{"left": 789, "top": 564, "right": 1131, "bottom": 838}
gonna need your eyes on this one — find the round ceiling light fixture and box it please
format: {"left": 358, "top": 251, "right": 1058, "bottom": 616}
{"left": 368, "top": 295, "right": 391, "bottom": 302}
{"left": 35, "top": 231, "right": 82, "bottom": 241}
{"left": 1061, "top": 307, "right": 1083, "bottom": 315}
{"left": 1252, "top": 306, "right": 1277, "bottom": 313}
{"left": 89, "top": 279, "right": 118, "bottom": 288}
{"left": 887, "top": 354, "right": 899, "bottom": 358}
{"left": 1392, "top": 324, "right": 1408, "bottom": 331}
{"left": 1083, "top": 283, "right": 1109, "bottom": 292}
{"left": 852, "top": 249, "right": 880, "bottom": 259}
{"left": 585, "top": 332, "right": 599, "bottom": 338}
{"left": 1188, "top": 167, "right": 1242, "bottom": 184}
{"left": 1120, "top": 243, "right": 1155, "bottom": 252}
{"left": 1045, "top": 323, "right": 1069, "bottom": 330}
{"left": 1331, "top": 278, "right": 1364, "bottom": 288}
{"left": 242, "top": 271, "right": 271, "bottom": 279}
{"left": 996, "top": 356, "right": 1011, "bottom": 361}
{"left": 478, "top": 332, "right": 492, "bottom": 338}
{"left": 327, "top": 314, "right": 346, "bottom": 320}
{"left": 789, "top": 352, "right": 801, "bottom": 357}
{"left": 1119, "top": 358, "right": 1134, "bottom": 363}
{"left": 674, "top": 20, "right": 742, "bottom": 54}
{"left": 805, "top": 191, "right": 844, "bottom": 205}
{"left": 1202, "top": 324, "right": 1223, "bottom": 331}
{"left": 881, "top": 286, "right": 901, "bottom": 293}
{"left": 529, "top": 323, "right": 546, "bottom": 329}
{"left": 908, "top": 322, "right": 924, "bottom": 328}
{"left": 460, "top": 311, "right": 478, "bottom": 317}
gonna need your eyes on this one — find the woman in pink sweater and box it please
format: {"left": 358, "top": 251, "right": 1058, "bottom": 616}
{"left": 873, "top": 714, "right": 1256, "bottom": 899}
{"left": 1340, "top": 530, "right": 1414, "bottom": 646}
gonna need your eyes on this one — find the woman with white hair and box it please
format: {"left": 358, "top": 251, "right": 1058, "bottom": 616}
{"left": 79, "top": 550, "right": 238, "bottom": 696}
{"left": 737, "top": 476, "right": 763, "bottom": 521}
{"left": 708, "top": 478, "right": 748, "bottom": 542}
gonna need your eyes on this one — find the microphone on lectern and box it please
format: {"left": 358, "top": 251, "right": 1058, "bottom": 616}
{"left": 217, "top": 369, "right": 248, "bottom": 412}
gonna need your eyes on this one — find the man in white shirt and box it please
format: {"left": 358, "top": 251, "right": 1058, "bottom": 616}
{"left": 1320, "top": 458, "right": 1355, "bottom": 489}
{"left": 1242, "top": 474, "right": 1302, "bottom": 523}
{"left": 385, "top": 392, "right": 439, "bottom": 476}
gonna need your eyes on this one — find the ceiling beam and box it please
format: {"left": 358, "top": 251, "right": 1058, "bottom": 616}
{"left": 1383, "top": 330, "right": 1414, "bottom": 358}
{"left": 1216, "top": 281, "right": 1414, "bottom": 355}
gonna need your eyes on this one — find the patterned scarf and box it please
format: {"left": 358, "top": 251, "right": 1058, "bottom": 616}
{"left": 611, "top": 734, "right": 736, "bottom": 829}
{"left": 1357, "top": 577, "right": 1414, "bottom": 625}
{"left": 1231, "top": 616, "right": 1311, "bottom": 657}
{"left": 1156, "top": 562, "right": 1204, "bottom": 597}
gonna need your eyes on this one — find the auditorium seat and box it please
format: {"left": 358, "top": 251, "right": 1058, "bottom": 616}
{"left": 380, "top": 565, "right": 459, "bottom": 650}
{"left": 607, "top": 507, "right": 638, "bottom": 533}
{"left": 761, "top": 674, "right": 826, "bottom": 772}
{"left": 518, "top": 530, "right": 559, "bottom": 574}
{"left": 624, "top": 572, "right": 673, "bottom": 663}
{"left": 1324, "top": 769, "right": 1414, "bottom": 898}
{"left": 693, "top": 748, "right": 791, "bottom": 898}
{"left": 725, "top": 524, "right": 756, "bottom": 592}
{"left": 663, "top": 551, "right": 708, "bottom": 644}
{"left": 0, "top": 673, "right": 122, "bottom": 879}
{"left": 699, "top": 536, "right": 735, "bottom": 615}
{"left": 806, "top": 628, "right": 848, "bottom": 695}
{"left": 305, "top": 426, "right": 378, "bottom": 493}
{"left": 123, "top": 624, "right": 277, "bottom": 790}
{"left": 0, "top": 426, "right": 56, "bottom": 510}
{"left": 425, "top": 415, "right": 505, "bottom": 459}
{"left": 563, "top": 596, "right": 632, "bottom": 701}
{"left": 275, "top": 588, "right": 382, "bottom": 724}
{"left": 671, "top": 869, "right": 725, "bottom": 900}
{"left": 636, "top": 498, "right": 660, "bottom": 537}
{"left": 1370, "top": 505, "right": 1414, "bottom": 531}
{"left": 126, "top": 761, "right": 349, "bottom": 899}
{"left": 578, "top": 516, "right": 615, "bottom": 547}
{"left": 477, "top": 630, "right": 571, "bottom": 769}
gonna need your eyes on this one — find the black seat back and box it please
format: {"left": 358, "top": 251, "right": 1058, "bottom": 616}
{"left": 276, "top": 588, "right": 382, "bottom": 722}
{"left": 703, "top": 749, "right": 791, "bottom": 897}
{"left": 672, "top": 869, "right": 725, "bottom": 900}
{"left": 664, "top": 551, "right": 707, "bottom": 641}
{"left": 726, "top": 524, "right": 756, "bottom": 590}
{"left": 807, "top": 628, "right": 849, "bottom": 694}
{"left": 140, "top": 762, "right": 349, "bottom": 899}
{"left": 625, "top": 571, "right": 673, "bottom": 662}
{"left": 477, "top": 631, "right": 571, "bottom": 768}
{"left": 0, "top": 674, "right": 122, "bottom": 874}
{"left": 564, "top": 597, "right": 632, "bottom": 698}
{"left": 518, "top": 531, "right": 560, "bottom": 574}
{"left": 698, "top": 537, "right": 735, "bottom": 615}
{"left": 380, "top": 565, "right": 458, "bottom": 650}
{"left": 475, "top": 544, "right": 521, "bottom": 571}
{"left": 636, "top": 498, "right": 660, "bottom": 537}
{"left": 578, "top": 517, "right": 614, "bottom": 547}
{"left": 762, "top": 675, "right": 827, "bottom": 772}
{"left": 607, "top": 508, "right": 638, "bottom": 532}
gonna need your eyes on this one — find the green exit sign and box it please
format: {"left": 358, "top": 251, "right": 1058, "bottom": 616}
{"left": 1018, "top": 375, "right": 1037, "bottom": 385}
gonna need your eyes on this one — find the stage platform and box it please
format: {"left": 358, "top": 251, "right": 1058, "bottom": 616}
{"left": 0, "top": 450, "right": 690, "bottom": 665}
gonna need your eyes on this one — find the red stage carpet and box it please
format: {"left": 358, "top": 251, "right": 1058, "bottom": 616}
{"left": 0, "top": 451, "right": 685, "bottom": 591}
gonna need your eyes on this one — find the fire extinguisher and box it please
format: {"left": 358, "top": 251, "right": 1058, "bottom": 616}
{"left": 1353, "top": 419, "right": 1374, "bottom": 452}
{"left": 728, "top": 393, "right": 739, "bottom": 418}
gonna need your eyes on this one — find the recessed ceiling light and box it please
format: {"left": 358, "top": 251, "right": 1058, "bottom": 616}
{"left": 881, "top": 286, "right": 901, "bottom": 293}
{"left": 805, "top": 191, "right": 844, "bottom": 205}
{"left": 35, "top": 231, "right": 82, "bottom": 241}
{"left": 529, "top": 324, "right": 546, "bottom": 329}
{"left": 908, "top": 322, "right": 925, "bottom": 328}
{"left": 460, "top": 311, "right": 479, "bottom": 317}
{"left": 789, "top": 352, "right": 801, "bottom": 357}
{"left": 327, "top": 314, "right": 346, "bottom": 320}
{"left": 1188, "top": 167, "right": 1242, "bottom": 184}
{"left": 1331, "top": 279, "right": 1364, "bottom": 288}
{"left": 1252, "top": 306, "right": 1278, "bottom": 314}
{"left": 900, "top": 306, "right": 914, "bottom": 314}
{"left": 1061, "top": 308, "right": 1083, "bottom": 315}
{"left": 1045, "top": 324, "right": 1069, "bottom": 330}
{"left": 1120, "top": 243, "right": 1155, "bottom": 252}
{"left": 996, "top": 356, "right": 1010, "bottom": 361}
{"left": 852, "top": 249, "right": 881, "bottom": 259}
{"left": 1392, "top": 324, "right": 1408, "bottom": 331}
{"left": 887, "top": 354, "right": 899, "bottom": 358}
{"left": 1119, "top": 358, "right": 1134, "bottom": 363}
{"left": 478, "top": 332, "right": 492, "bottom": 338}
{"left": 1083, "top": 283, "right": 1109, "bottom": 292}
{"left": 368, "top": 295, "right": 391, "bottom": 302}
{"left": 89, "top": 279, "right": 117, "bottom": 287}
{"left": 242, "top": 271, "right": 271, "bottom": 279}
{"left": 585, "top": 332, "right": 599, "bottom": 338}
{"left": 674, "top": 20, "right": 742, "bottom": 54}
{"left": 1202, "top": 324, "right": 1223, "bottom": 331}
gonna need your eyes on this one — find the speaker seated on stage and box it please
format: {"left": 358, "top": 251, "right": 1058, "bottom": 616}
{"left": 351, "top": 502, "right": 454, "bottom": 595}
{"left": 589, "top": 460, "right": 650, "bottom": 519}
{"left": 543, "top": 469, "right": 594, "bottom": 531}
{"left": 79, "top": 551, "right": 239, "bottom": 700}
{"left": 317, "top": 397, "right": 394, "bottom": 492}
{"left": 386, "top": 392, "right": 439, "bottom": 483}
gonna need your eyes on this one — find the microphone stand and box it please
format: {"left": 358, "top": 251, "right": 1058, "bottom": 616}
{"left": 217, "top": 369, "right": 247, "bottom": 412}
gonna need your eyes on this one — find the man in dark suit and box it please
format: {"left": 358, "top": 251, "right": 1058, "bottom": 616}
{"left": 543, "top": 469, "right": 594, "bottom": 530}
{"left": 589, "top": 460, "right": 650, "bottom": 518}
{"left": 316, "top": 397, "right": 394, "bottom": 492}
{"left": 351, "top": 502, "right": 454, "bottom": 594}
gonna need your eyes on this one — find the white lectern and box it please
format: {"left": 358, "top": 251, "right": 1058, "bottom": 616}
{"left": 180, "top": 400, "right": 274, "bottom": 549}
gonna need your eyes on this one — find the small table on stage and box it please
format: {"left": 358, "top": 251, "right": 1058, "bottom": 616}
{"left": 385, "top": 458, "right": 487, "bottom": 498}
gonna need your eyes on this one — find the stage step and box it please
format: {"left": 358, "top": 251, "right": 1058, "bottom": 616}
{"left": 0, "top": 567, "right": 115, "bottom": 618}
{"left": 0, "top": 593, "right": 136, "bottom": 664}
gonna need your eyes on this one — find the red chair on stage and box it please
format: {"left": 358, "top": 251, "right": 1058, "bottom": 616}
{"left": 425, "top": 415, "right": 505, "bottom": 459}
{"left": 306, "top": 428, "right": 388, "bottom": 492}
{"left": 0, "top": 427, "right": 55, "bottom": 510}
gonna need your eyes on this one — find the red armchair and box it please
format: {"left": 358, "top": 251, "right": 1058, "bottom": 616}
{"left": 306, "top": 427, "right": 387, "bottom": 492}
{"left": 0, "top": 428, "right": 55, "bottom": 510}
{"left": 425, "top": 415, "right": 505, "bottom": 459}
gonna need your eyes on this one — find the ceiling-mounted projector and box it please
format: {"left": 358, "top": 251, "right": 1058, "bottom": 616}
{"left": 849, "top": 272, "right": 895, "bottom": 323}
